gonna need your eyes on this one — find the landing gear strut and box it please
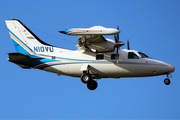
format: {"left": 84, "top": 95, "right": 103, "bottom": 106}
{"left": 164, "top": 74, "right": 171, "bottom": 85}
{"left": 81, "top": 73, "right": 98, "bottom": 90}
{"left": 80, "top": 65, "right": 99, "bottom": 90}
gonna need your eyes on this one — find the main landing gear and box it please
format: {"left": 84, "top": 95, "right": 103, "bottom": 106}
{"left": 81, "top": 73, "right": 98, "bottom": 90}
{"left": 164, "top": 74, "right": 171, "bottom": 85}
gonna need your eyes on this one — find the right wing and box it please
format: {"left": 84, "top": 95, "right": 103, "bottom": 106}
{"left": 59, "top": 26, "right": 124, "bottom": 53}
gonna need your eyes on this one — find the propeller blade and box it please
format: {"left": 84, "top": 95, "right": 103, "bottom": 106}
{"left": 114, "top": 26, "right": 121, "bottom": 54}
{"left": 117, "top": 26, "right": 119, "bottom": 40}
{"left": 114, "top": 35, "right": 118, "bottom": 43}
{"left": 127, "top": 39, "right": 130, "bottom": 50}
{"left": 114, "top": 26, "right": 120, "bottom": 43}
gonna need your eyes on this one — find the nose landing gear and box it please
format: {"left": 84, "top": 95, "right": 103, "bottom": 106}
{"left": 164, "top": 78, "right": 171, "bottom": 85}
{"left": 164, "top": 74, "right": 171, "bottom": 85}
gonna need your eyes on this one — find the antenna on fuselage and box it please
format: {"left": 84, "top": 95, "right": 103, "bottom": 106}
{"left": 127, "top": 39, "right": 130, "bottom": 50}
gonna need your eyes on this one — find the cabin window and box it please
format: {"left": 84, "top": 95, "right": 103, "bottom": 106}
{"left": 96, "top": 54, "right": 104, "bottom": 60}
{"left": 128, "top": 52, "right": 139, "bottom": 59}
{"left": 111, "top": 54, "right": 119, "bottom": 59}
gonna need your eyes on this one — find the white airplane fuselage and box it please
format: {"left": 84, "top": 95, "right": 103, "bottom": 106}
{"left": 39, "top": 48, "right": 174, "bottom": 79}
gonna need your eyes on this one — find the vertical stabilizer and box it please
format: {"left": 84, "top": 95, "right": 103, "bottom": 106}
{"left": 5, "top": 19, "right": 53, "bottom": 55}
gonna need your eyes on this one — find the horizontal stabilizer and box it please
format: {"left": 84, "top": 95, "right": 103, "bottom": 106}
{"left": 8, "top": 53, "right": 34, "bottom": 62}
{"left": 8, "top": 53, "right": 41, "bottom": 69}
{"left": 15, "top": 63, "right": 31, "bottom": 69}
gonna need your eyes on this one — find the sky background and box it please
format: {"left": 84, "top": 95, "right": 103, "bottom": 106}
{"left": 0, "top": 0, "right": 180, "bottom": 119}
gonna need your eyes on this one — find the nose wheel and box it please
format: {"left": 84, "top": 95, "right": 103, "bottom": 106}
{"left": 164, "top": 78, "right": 171, "bottom": 85}
{"left": 164, "top": 74, "right": 171, "bottom": 85}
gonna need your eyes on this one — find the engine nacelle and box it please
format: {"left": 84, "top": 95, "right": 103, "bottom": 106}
{"left": 77, "top": 36, "right": 124, "bottom": 53}
{"left": 86, "top": 40, "right": 115, "bottom": 53}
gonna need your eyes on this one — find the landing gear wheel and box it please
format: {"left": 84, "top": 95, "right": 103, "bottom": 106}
{"left": 81, "top": 73, "right": 91, "bottom": 83}
{"left": 87, "top": 80, "right": 98, "bottom": 90}
{"left": 164, "top": 78, "right": 171, "bottom": 85}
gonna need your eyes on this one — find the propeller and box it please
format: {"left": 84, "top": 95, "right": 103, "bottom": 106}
{"left": 114, "top": 26, "right": 124, "bottom": 54}
{"left": 114, "top": 26, "right": 119, "bottom": 43}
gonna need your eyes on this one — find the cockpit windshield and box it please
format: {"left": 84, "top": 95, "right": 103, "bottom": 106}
{"left": 138, "top": 52, "right": 149, "bottom": 58}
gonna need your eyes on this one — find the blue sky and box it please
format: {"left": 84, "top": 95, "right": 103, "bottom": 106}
{"left": 0, "top": 0, "right": 180, "bottom": 119}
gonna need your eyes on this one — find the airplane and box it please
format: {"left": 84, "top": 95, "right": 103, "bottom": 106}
{"left": 5, "top": 19, "right": 175, "bottom": 90}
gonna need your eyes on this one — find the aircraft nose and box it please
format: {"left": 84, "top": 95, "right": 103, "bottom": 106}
{"left": 152, "top": 60, "right": 175, "bottom": 74}
{"left": 168, "top": 64, "right": 175, "bottom": 73}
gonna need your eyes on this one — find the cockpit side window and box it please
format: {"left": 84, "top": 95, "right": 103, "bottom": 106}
{"left": 138, "top": 52, "right": 149, "bottom": 58}
{"left": 128, "top": 52, "right": 139, "bottom": 59}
